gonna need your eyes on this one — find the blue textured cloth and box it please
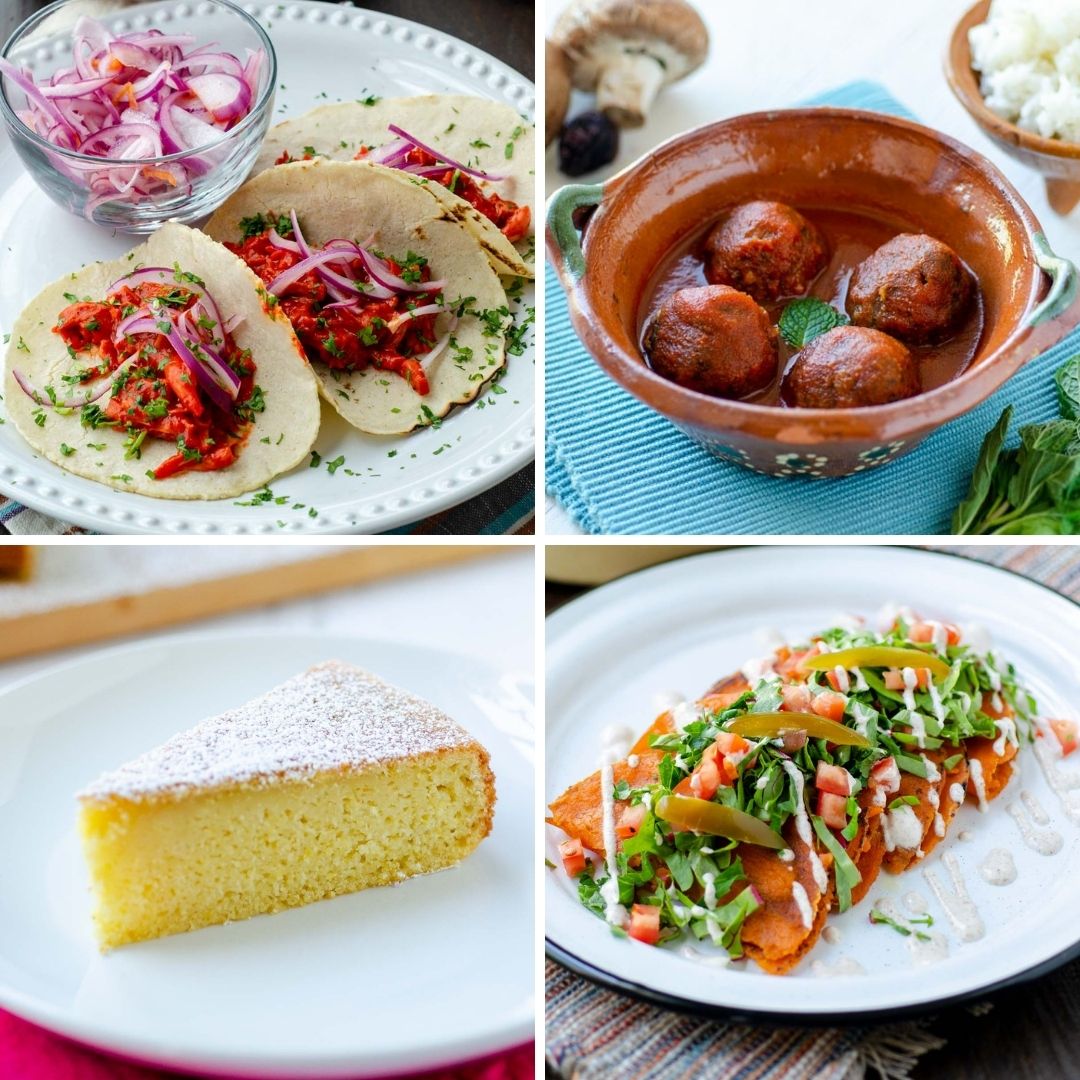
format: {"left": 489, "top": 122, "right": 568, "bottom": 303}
{"left": 545, "top": 80, "right": 1080, "bottom": 535}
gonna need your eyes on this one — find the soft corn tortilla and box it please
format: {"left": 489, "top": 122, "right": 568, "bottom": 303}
{"left": 252, "top": 95, "right": 535, "bottom": 280}
{"left": 205, "top": 159, "right": 510, "bottom": 436}
{"left": 2, "top": 222, "right": 320, "bottom": 500}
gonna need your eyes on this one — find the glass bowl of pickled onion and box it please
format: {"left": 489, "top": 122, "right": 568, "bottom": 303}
{"left": 0, "top": 0, "right": 276, "bottom": 233}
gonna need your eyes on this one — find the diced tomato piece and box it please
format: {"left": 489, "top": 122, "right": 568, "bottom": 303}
{"left": 615, "top": 803, "right": 647, "bottom": 840}
{"left": 628, "top": 903, "right": 660, "bottom": 945}
{"left": 869, "top": 756, "right": 901, "bottom": 794}
{"left": 909, "top": 621, "right": 962, "bottom": 646}
{"left": 558, "top": 838, "right": 586, "bottom": 877}
{"left": 694, "top": 755, "right": 722, "bottom": 800}
{"left": 815, "top": 760, "right": 852, "bottom": 796}
{"left": 812, "top": 690, "right": 847, "bottom": 722}
{"left": 884, "top": 668, "right": 929, "bottom": 691}
{"left": 1050, "top": 719, "right": 1079, "bottom": 757}
{"left": 817, "top": 790, "right": 849, "bottom": 830}
{"left": 714, "top": 732, "right": 752, "bottom": 756}
{"left": 825, "top": 668, "right": 850, "bottom": 692}
{"left": 781, "top": 684, "right": 812, "bottom": 712}
{"left": 777, "top": 644, "right": 820, "bottom": 678}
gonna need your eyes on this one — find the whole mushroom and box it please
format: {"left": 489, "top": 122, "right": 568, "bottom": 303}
{"left": 552, "top": 0, "right": 710, "bottom": 128}
{"left": 546, "top": 39, "right": 572, "bottom": 146}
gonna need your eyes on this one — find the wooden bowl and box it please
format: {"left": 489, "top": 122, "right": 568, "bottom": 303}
{"left": 547, "top": 107, "right": 1079, "bottom": 479}
{"left": 947, "top": 0, "right": 1080, "bottom": 215}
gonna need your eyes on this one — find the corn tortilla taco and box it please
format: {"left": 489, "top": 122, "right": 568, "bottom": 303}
{"left": 252, "top": 95, "right": 534, "bottom": 280}
{"left": 204, "top": 159, "right": 511, "bottom": 436}
{"left": 3, "top": 222, "right": 320, "bottom": 500}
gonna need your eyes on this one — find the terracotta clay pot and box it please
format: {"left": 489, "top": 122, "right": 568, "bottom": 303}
{"left": 547, "top": 108, "right": 1079, "bottom": 479}
{"left": 947, "top": 0, "right": 1080, "bottom": 216}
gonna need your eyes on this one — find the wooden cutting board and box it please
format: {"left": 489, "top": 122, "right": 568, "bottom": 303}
{"left": 0, "top": 545, "right": 489, "bottom": 661}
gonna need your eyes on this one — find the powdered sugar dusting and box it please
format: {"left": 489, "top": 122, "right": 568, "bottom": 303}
{"left": 79, "top": 662, "right": 478, "bottom": 803}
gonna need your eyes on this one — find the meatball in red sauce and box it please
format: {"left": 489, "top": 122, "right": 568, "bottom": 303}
{"left": 703, "top": 200, "right": 828, "bottom": 303}
{"left": 847, "top": 233, "right": 973, "bottom": 344}
{"left": 645, "top": 285, "right": 778, "bottom": 399}
{"left": 784, "top": 325, "right": 920, "bottom": 409}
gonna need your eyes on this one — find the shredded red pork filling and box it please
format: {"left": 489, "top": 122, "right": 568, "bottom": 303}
{"left": 54, "top": 281, "right": 257, "bottom": 479}
{"left": 227, "top": 228, "right": 440, "bottom": 395}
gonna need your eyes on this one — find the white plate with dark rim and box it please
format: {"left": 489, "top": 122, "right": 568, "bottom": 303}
{"left": 545, "top": 546, "right": 1080, "bottom": 1022}
{"left": 0, "top": 631, "right": 534, "bottom": 1076}
{"left": 0, "top": 1, "right": 535, "bottom": 534}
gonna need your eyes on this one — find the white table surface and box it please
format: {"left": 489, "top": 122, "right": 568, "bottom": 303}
{"left": 543, "top": 0, "right": 1080, "bottom": 534}
{"left": 0, "top": 547, "right": 534, "bottom": 692}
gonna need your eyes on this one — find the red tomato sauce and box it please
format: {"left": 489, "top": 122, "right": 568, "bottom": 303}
{"left": 54, "top": 281, "right": 257, "bottom": 480}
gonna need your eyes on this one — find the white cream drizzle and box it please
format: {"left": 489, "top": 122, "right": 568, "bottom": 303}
{"left": 979, "top": 848, "right": 1017, "bottom": 886}
{"left": 832, "top": 666, "right": 850, "bottom": 693}
{"left": 823, "top": 925, "right": 842, "bottom": 944}
{"left": 627, "top": 753, "right": 639, "bottom": 768}
{"left": 780, "top": 759, "right": 828, "bottom": 892}
{"left": 598, "top": 723, "right": 635, "bottom": 765}
{"left": 1006, "top": 799, "right": 1064, "bottom": 855}
{"left": 671, "top": 702, "right": 703, "bottom": 731}
{"left": 874, "top": 896, "right": 949, "bottom": 966}
{"left": 703, "top": 872, "right": 718, "bottom": 910}
{"left": 599, "top": 764, "right": 627, "bottom": 928}
{"left": 1021, "top": 788, "right": 1050, "bottom": 824}
{"left": 791, "top": 881, "right": 813, "bottom": 929}
{"left": 678, "top": 943, "right": 730, "bottom": 967}
{"left": 903, "top": 891, "right": 928, "bottom": 914}
{"left": 922, "top": 755, "right": 941, "bottom": 783}
{"left": 882, "top": 804, "right": 923, "bottom": 852}
{"left": 934, "top": 813, "right": 946, "bottom": 838}
{"left": 901, "top": 667, "right": 919, "bottom": 712}
{"left": 969, "top": 758, "right": 989, "bottom": 812}
{"left": 949, "top": 782, "right": 966, "bottom": 805}
{"left": 778, "top": 848, "right": 795, "bottom": 863}
{"left": 811, "top": 957, "right": 867, "bottom": 977}
{"left": 922, "top": 852, "right": 985, "bottom": 942}
{"left": 992, "top": 717, "right": 1017, "bottom": 758}
{"left": 852, "top": 667, "right": 869, "bottom": 692}
{"left": 927, "top": 680, "right": 947, "bottom": 725}
{"left": 1033, "top": 727, "right": 1080, "bottom": 826}
{"left": 652, "top": 690, "right": 686, "bottom": 713}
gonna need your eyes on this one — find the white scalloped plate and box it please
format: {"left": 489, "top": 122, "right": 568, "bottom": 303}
{"left": 0, "top": 2, "right": 535, "bottom": 534}
{"left": 0, "top": 631, "right": 534, "bottom": 1076}
{"left": 546, "top": 548, "right": 1080, "bottom": 1020}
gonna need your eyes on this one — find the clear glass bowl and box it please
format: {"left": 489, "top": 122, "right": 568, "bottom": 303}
{"left": 0, "top": 0, "right": 277, "bottom": 234}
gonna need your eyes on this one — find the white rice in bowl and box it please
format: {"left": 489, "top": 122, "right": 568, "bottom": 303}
{"left": 970, "top": 0, "right": 1080, "bottom": 142}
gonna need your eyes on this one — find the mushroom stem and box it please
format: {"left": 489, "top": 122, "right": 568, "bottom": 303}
{"left": 596, "top": 52, "right": 666, "bottom": 128}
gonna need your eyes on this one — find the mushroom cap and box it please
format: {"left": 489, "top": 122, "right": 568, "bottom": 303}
{"left": 546, "top": 39, "right": 573, "bottom": 146}
{"left": 552, "top": 0, "right": 710, "bottom": 93}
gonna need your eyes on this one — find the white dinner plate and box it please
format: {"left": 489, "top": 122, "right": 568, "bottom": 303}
{"left": 0, "top": 1, "right": 535, "bottom": 533}
{"left": 0, "top": 631, "right": 534, "bottom": 1076}
{"left": 545, "top": 547, "right": 1080, "bottom": 1021}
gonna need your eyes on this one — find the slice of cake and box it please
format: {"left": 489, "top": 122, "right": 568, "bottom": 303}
{"left": 78, "top": 661, "right": 495, "bottom": 949}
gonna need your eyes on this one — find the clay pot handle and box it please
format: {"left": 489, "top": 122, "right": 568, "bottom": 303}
{"left": 1026, "top": 233, "right": 1078, "bottom": 328}
{"left": 545, "top": 182, "right": 603, "bottom": 287}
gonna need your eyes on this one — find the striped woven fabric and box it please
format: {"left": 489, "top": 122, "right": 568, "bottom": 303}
{"left": 546, "top": 546, "right": 1080, "bottom": 1080}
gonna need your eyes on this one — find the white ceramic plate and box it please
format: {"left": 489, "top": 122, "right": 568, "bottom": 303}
{"left": 546, "top": 547, "right": 1080, "bottom": 1021}
{"left": 0, "top": 631, "right": 534, "bottom": 1076}
{"left": 0, "top": 1, "right": 535, "bottom": 533}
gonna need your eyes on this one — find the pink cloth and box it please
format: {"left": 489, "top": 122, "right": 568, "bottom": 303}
{"left": 0, "top": 1011, "right": 533, "bottom": 1080}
